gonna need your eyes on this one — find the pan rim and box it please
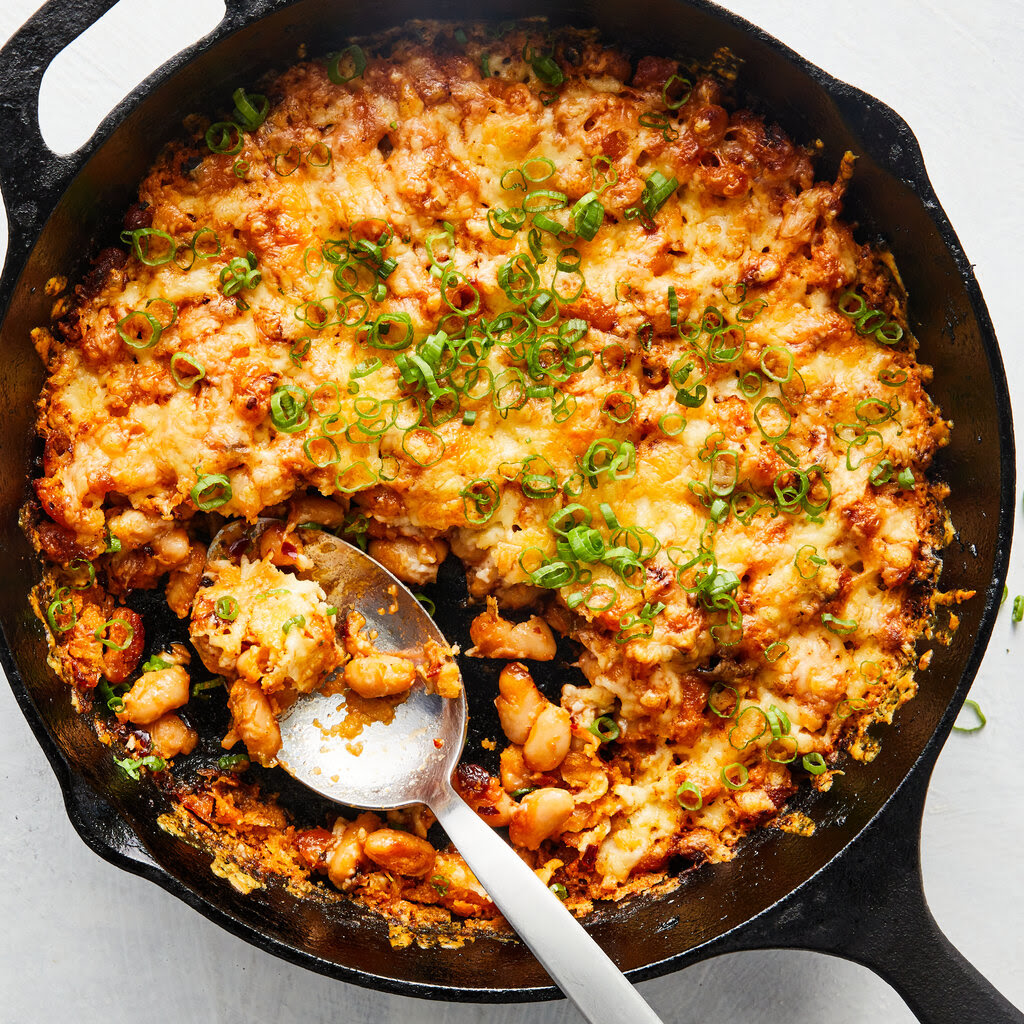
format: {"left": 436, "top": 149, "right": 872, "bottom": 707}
{"left": 0, "top": 0, "right": 1014, "bottom": 1002}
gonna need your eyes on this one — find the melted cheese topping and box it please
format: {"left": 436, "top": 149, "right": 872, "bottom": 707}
{"left": 190, "top": 557, "right": 343, "bottom": 696}
{"left": 30, "top": 23, "right": 950, "bottom": 904}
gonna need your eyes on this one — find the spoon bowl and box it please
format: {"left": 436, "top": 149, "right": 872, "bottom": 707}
{"left": 276, "top": 532, "right": 466, "bottom": 810}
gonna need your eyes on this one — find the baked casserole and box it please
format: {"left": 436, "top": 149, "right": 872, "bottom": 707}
{"left": 24, "top": 20, "right": 953, "bottom": 926}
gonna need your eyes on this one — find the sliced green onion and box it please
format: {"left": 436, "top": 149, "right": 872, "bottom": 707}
{"left": 97, "top": 679, "right": 125, "bottom": 713}
{"left": 215, "top": 596, "right": 239, "bottom": 622}
{"left": 822, "top": 613, "right": 857, "bottom": 635}
{"left": 219, "top": 754, "right": 250, "bottom": 771}
{"left": 879, "top": 366, "right": 909, "bottom": 387}
{"left": 587, "top": 715, "right": 620, "bottom": 743}
{"left": 273, "top": 145, "right": 302, "bottom": 176}
{"left": 93, "top": 618, "right": 134, "bottom": 651}
{"left": 231, "top": 87, "right": 269, "bottom": 130}
{"left": 728, "top": 705, "right": 768, "bottom": 750}
{"left": 304, "top": 435, "right": 341, "bottom": 468}
{"left": 897, "top": 467, "right": 916, "bottom": 489}
{"left": 765, "top": 704, "right": 791, "bottom": 740}
{"left": 114, "top": 754, "right": 166, "bottom": 780}
{"left": 526, "top": 47, "right": 564, "bottom": 87}
{"left": 1013, "top": 596, "right": 1024, "bottom": 623}
{"left": 707, "top": 682, "right": 739, "bottom": 719}
{"left": 190, "top": 227, "right": 221, "bottom": 260}
{"left": 45, "top": 587, "right": 76, "bottom": 633}
{"left": 549, "top": 882, "right": 568, "bottom": 900}
{"left": 121, "top": 227, "right": 177, "bottom": 266}
{"left": 753, "top": 395, "right": 790, "bottom": 440}
{"left": 640, "top": 170, "right": 678, "bottom": 219}
{"left": 460, "top": 478, "right": 501, "bottom": 524}
{"left": 802, "top": 752, "right": 827, "bottom": 774}
{"left": 306, "top": 141, "right": 332, "bottom": 167}
{"left": 638, "top": 111, "right": 678, "bottom": 141}
{"left": 571, "top": 191, "right": 604, "bottom": 241}
{"left": 721, "top": 763, "right": 749, "bottom": 790}
{"left": 67, "top": 558, "right": 95, "bottom": 590}
{"left": 219, "top": 251, "right": 261, "bottom": 298}
{"left": 603, "top": 390, "right": 636, "bottom": 423}
{"left": 836, "top": 696, "right": 869, "bottom": 720}
{"left": 795, "top": 544, "right": 826, "bottom": 580}
{"left": 328, "top": 44, "right": 367, "bottom": 84}
{"left": 662, "top": 73, "right": 692, "bottom": 110}
{"left": 659, "top": 412, "right": 686, "bottom": 436}
{"left": 270, "top": 384, "right": 310, "bottom": 433}
{"left": 192, "top": 677, "right": 225, "bottom": 699}
{"left": 191, "top": 471, "right": 232, "bottom": 511}
{"left": 170, "top": 353, "right": 205, "bottom": 389}
{"left": 141, "top": 655, "right": 171, "bottom": 672}
{"left": 205, "top": 121, "right": 243, "bottom": 155}
{"left": 766, "top": 737, "right": 798, "bottom": 764}
{"left": 522, "top": 189, "right": 568, "bottom": 214}
{"left": 675, "top": 781, "right": 702, "bottom": 810}
{"left": 952, "top": 699, "right": 986, "bottom": 733}
{"left": 117, "top": 310, "right": 163, "bottom": 350}
{"left": 282, "top": 614, "right": 306, "bottom": 634}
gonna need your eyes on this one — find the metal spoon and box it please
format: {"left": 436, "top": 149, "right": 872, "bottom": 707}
{"left": 271, "top": 531, "right": 665, "bottom": 1024}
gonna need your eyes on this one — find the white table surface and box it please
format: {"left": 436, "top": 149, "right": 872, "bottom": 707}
{"left": 1, "top": 1, "right": 1021, "bottom": 1021}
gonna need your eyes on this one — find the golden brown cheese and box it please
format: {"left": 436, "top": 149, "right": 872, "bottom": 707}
{"left": 28, "top": 21, "right": 950, "bottom": 915}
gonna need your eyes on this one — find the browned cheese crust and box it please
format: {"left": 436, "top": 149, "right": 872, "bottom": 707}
{"left": 26, "top": 21, "right": 952, "bottom": 923}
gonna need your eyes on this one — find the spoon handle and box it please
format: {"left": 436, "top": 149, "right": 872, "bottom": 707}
{"left": 430, "top": 785, "right": 665, "bottom": 1024}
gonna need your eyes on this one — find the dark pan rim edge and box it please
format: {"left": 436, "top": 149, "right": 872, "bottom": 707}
{"left": 0, "top": 0, "right": 1015, "bottom": 1003}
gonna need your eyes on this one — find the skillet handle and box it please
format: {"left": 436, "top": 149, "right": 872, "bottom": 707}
{"left": 724, "top": 762, "right": 1023, "bottom": 1023}
{"left": 862, "top": 885, "right": 1024, "bottom": 1024}
{"left": 0, "top": 0, "right": 123, "bottom": 290}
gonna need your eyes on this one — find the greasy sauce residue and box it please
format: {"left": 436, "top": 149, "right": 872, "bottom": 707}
{"left": 315, "top": 688, "right": 409, "bottom": 745}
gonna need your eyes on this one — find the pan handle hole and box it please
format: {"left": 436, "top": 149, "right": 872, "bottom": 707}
{"left": 38, "top": 0, "right": 223, "bottom": 155}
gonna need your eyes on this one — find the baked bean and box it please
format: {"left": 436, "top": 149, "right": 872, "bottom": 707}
{"left": 288, "top": 495, "right": 347, "bottom": 530}
{"left": 454, "top": 763, "right": 515, "bottom": 827}
{"left": 106, "top": 509, "right": 164, "bottom": 547}
{"left": 523, "top": 705, "right": 571, "bottom": 772}
{"left": 509, "top": 788, "right": 574, "bottom": 851}
{"left": 468, "top": 603, "right": 556, "bottom": 661}
{"left": 151, "top": 527, "right": 191, "bottom": 568}
{"left": 495, "top": 662, "right": 546, "bottom": 744}
{"left": 258, "top": 522, "right": 301, "bottom": 567}
{"left": 120, "top": 665, "right": 190, "bottom": 725}
{"left": 147, "top": 712, "right": 198, "bottom": 758}
{"left": 367, "top": 535, "right": 448, "bottom": 585}
{"left": 327, "top": 812, "right": 381, "bottom": 887}
{"left": 363, "top": 828, "right": 437, "bottom": 877}
{"left": 165, "top": 542, "right": 206, "bottom": 618}
{"left": 344, "top": 654, "right": 416, "bottom": 698}
{"left": 225, "top": 679, "right": 281, "bottom": 766}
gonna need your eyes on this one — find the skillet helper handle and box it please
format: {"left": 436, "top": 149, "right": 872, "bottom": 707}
{"left": 431, "top": 786, "right": 665, "bottom": 1024}
{"left": 0, "top": 0, "right": 122, "bottom": 276}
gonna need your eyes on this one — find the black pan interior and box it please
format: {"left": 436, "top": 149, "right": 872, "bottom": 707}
{"left": 0, "top": 0, "right": 1011, "bottom": 999}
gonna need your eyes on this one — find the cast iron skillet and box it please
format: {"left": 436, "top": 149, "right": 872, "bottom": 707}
{"left": 0, "top": 0, "right": 1018, "bottom": 1019}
